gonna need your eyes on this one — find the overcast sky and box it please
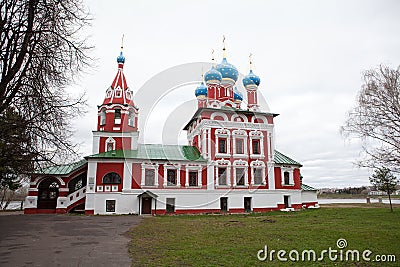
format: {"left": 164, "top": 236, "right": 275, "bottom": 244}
{"left": 69, "top": 0, "right": 400, "bottom": 188}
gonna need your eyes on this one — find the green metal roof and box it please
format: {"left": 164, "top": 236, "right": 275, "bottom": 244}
{"left": 87, "top": 144, "right": 207, "bottom": 162}
{"left": 301, "top": 184, "right": 318, "bottom": 191}
{"left": 36, "top": 159, "right": 87, "bottom": 175}
{"left": 274, "top": 150, "right": 302, "bottom": 166}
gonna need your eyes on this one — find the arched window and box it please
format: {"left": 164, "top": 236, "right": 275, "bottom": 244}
{"left": 105, "top": 137, "right": 115, "bottom": 152}
{"left": 114, "top": 108, "right": 121, "bottom": 124}
{"left": 102, "top": 172, "right": 121, "bottom": 184}
{"left": 100, "top": 109, "right": 106, "bottom": 125}
{"left": 128, "top": 110, "right": 135, "bottom": 127}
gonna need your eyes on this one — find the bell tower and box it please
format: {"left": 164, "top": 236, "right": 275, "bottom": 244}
{"left": 92, "top": 45, "right": 139, "bottom": 154}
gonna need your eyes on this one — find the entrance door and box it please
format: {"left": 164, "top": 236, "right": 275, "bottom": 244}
{"left": 37, "top": 179, "right": 59, "bottom": 209}
{"left": 244, "top": 197, "right": 252, "bottom": 212}
{"left": 284, "top": 196, "right": 291, "bottom": 208}
{"left": 141, "top": 197, "right": 152, "bottom": 214}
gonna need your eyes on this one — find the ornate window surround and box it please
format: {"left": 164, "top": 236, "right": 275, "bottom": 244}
{"left": 105, "top": 137, "right": 116, "bottom": 152}
{"left": 281, "top": 166, "right": 295, "bottom": 186}
{"left": 249, "top": 130, "right": 265, "bottom": 159}
{"left": 232, "top": 129, "right": 248, "bottom": 158}
{"left": 250, "top": 160, "right": 266, "bottom": 186}
{"left": 215, "top": 129, "right": 231, "bottom": 158}
{"left": 141, "top": 163, "right": 159, "bottom": 187}
{"left": 185, "top": 164, "right": 202, "bottom": 187}
{"left": 163, "top": 163, "right": 181, "bottom": 187}
{"left": 215, "top": 159, "right": 231, "bottom": 187}
{"left": 233, "top": 159, "right": 248, "bottom": 187}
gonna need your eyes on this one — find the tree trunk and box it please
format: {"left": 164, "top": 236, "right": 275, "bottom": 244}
{"left": 3, "top": 190, "right": 15, "bottom": 210}
{"left": 388, "top": 191, "right": 393, "bottom": 212}
{"left": 0, "top": 188, "right": 7, "bottom": 210}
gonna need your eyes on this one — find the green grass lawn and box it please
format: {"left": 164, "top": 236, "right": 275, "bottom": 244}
{"left": 129, "top": 205, "right": 400, "bottom": 266}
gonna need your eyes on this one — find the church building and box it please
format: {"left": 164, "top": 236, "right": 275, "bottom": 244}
{"left": 24, "top": 43, "right": 318, "bottom": 215}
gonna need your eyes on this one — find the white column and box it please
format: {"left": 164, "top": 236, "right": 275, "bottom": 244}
{"left": 267, "top": 162, "right": 275, "bottom": 189}
{"left": 123, "top": 160, "right": 132, "bottom": 191}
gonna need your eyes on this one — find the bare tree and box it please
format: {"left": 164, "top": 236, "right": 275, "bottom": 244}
{"left": 0, "top": 0, "right": 92, "bottom": 182}
{"left": 369, "top": 167, "right": 399, "bottom": 212}
{"left": 341, "top": 65, "right": 400, "bottom": 172}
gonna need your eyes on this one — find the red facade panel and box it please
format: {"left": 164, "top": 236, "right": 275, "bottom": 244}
{"left": 96, "top": 162, "right": 124, "bottom": 191}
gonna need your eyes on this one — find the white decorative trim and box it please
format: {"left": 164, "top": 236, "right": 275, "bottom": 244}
{"left": 32, "top": 176, "right": 66, "bottom": 186}
{"left": 163, "top": 163, "right": 181, "bottom": 187}
{"left": 105, "top": 137, "right": 116, "bottom": 152}
{"left": 250, "top": 160, "right": 266, "bottom": 185}
{"left": 251, "top": 115, "right": 267, "bottom": 124}
{"left": 231, "top": 114, "right": 248, "bottom": 123}
{"left": 249, "top": 130, "right": 265, "bottom": 158}
{"left": 210, "top": 112, "right": 229, "bottom": 121}
{"left": 215, "top": 159, "right": 231, "bottom": 187}
{"left": 141, "top": 163, "right": 159, "bottom": 187}
{"left": 215, "top": 129, "right": 231, "bottom": 156}
{"left": 187, "top": 119, "right": 273, "bottom": 140}
{"left": 281, "top": 166, "right": 295, "bottom": 186}
{"left": 233, "top": 160, "right": 248, "bottom": 187}
{"left": 232, "top": 129, "right": 248, "bottom": 157}
{"left": 185, "top": 164, "right": 202, "bottom": 187}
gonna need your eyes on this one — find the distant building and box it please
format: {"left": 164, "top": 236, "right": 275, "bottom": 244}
{"left": 24, "top": 44, "right": 318, "bottom": 215}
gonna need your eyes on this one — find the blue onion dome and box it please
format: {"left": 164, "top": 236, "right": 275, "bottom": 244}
{"left": 195, "top": 82, "right": 208, "bottom": 98}
{"left": 204, "top": 67, "right": 222, "bottom": 85}
{"left": 216, "top": 58, "right": 239, "bottom": 83}
{"left": 117, "top": 51, "right": 125, "bottom": 64}
{"left": 234, "top": 89, "right": 243, "bottom": 102}
{"left": 243, "top": 70, "right": 260, "bottom": 87}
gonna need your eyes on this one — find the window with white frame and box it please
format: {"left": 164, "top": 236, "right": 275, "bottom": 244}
{"left": 145, "top": 169, "right": 155, "bottom": 186}
{"left": 106, "top": 88, "right": 112, "bottom": 98}
{"left": 114, "top": 108, "right": 121, "bottom": 124}
{"left": 252, "top": 139, "right": 260, "bottom": 154}
{"left": 218, "top": 167, "right": 228, "bottom": 186}
{"left": 128, "top": 110, "right": 135, "bottom": 127}
{"left": 249, "top": 130, "right": 264, "bottom": 158}
{"left": 281, "top": 167, "right": 294, "bottom": 185}
{"left": 215, "top": 129, "right": 230, "bottom": 157}
{"left": 253, "top": 168, "right": 263, "bottom": 185}
{"left": 126, "top": 90, "right": 132, "bottom": 100}
{"left": 233, "top": 160, "right": 248, "bottom": 187}
{"left": 167, "top": 169, "right": 177, "bottom": 186}
{"left": 185, "top": 165, "right": 202, "bottom": 187}
{"left": 106, "top": 200, "right": 115, "bottom": 212}
{"left": 236, "top": 167, "right": 245, "bottom": 186}
{"left": 236, "top": 139, "right": 244, "bottom": 154}
{"left": 141, "top": 163, "right": 159, "bottom": 187}
{"left": 232, "top": 130, "right": 247, "bottom": 157}
{"left": 284, "top": 171, "right": 290, "bottom": 185}
{"left": 189, "top": 171, "right": 198, "bottom": 186}
{"left": 115, "top": 88, "right": 122, "bottom": 98}
{"left": 105, "top": 137, "right": 115, "bottom": 152}
{"left": 100, "top": 109, "right": 106, "bottom": 125}
{"left": 250, "top": 160, "right": 265, "bottom": 185}
{"left": 218, "top": 138, "right": 227, "bottom": 154}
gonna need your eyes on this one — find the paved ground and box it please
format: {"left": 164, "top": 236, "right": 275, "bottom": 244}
{"left": 0, "top": 214, "right": 142, "bottom": 267}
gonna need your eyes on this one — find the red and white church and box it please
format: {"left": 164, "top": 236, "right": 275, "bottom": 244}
{"left": 24, "top": 45, "right": 318, "bottom": 215}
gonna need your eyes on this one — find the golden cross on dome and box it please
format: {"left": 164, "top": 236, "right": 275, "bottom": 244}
{"left": 249, "top": 53, "right": 253, "bottom": 70}
{"left": 211, "top": 49, "right": 215, "bottom": 66}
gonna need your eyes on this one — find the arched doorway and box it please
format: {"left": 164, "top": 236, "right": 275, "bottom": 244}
{"left": 37, "top": 178, "right": 60, "bottom": 209}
